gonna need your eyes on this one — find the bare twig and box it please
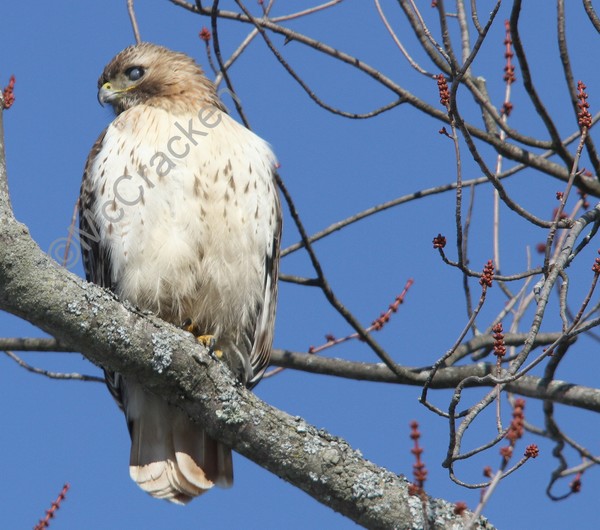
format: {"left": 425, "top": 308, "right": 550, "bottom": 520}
{"left": 3, "top": 350, "right": 104, "bottom": 383}
{"left": 126, "top": 0, "right": 142, "bottom": 44}
{"left": 33, "top": 483, "right": 70, "bottom": 530}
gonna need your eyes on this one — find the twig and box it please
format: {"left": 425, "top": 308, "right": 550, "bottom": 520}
{"left": 420, "top": 263, "right": 494, "bottom": 417}
{"left": 211, "top": 0, "right": 251, "bottom": 128}
{"left": 374, "top": 0, "right": 433, "bottom": 76}
{"left": 126, "top": 0, "right": 142, "bottom": 44}
{"left": 3, "top": 350, "right": 104, "bottom": 383}
{"left": 214, "top": 28, "right": 259, "bottom": 86}
{"left": 170, "top": 0, "right": 600, "bottom": 194}
{"left": 274, "top": 171, "right": 412, "bottom": 380}
{"left": 34, "top": 483, "right": 70, "bottom": 530}
{"left": 235, "top": 0, "right": 404, "bottom": 119}
{"left": 272, "top": 0, "right": 343, "bottom": 22}
{"left": 557, "top": 0, "right": 600, "bottom": 175}
{"left": 264, "top": 280, "right": 414, "bottom": 379}
{"left": 510, "top": 0, "right": 572, "bottom": 168}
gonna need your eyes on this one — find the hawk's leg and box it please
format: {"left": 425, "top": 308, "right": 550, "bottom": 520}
{"left": 182, "top": 320, "right": 223, "bottom": 359}
{"left": 196, "top": 335, "right": 223, "bottom": 359}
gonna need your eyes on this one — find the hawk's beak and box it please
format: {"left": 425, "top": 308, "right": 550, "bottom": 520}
{"left": 98, "top": 82, "right": 119, "bottom": 106}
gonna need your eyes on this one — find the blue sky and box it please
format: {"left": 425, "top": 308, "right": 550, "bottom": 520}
{"left": 2, "top": 1, "right": 600, "bottom": 529}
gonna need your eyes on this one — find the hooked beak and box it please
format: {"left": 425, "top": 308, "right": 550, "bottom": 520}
{"left": 98, "top": 82, "right": 119, "bottom": 106}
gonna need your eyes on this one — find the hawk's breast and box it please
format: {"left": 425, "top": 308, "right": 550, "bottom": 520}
{"left": 86, "top": 104, "right": 278, "bottom": 337}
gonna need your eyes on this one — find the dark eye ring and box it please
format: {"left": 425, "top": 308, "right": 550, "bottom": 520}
{"left": 126, "top": 66, "right": 145, "bottom": 82}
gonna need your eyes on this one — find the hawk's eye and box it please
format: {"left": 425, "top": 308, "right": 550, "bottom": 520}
{"left": 125, "top": 67, "right": 145, "bottom": 82}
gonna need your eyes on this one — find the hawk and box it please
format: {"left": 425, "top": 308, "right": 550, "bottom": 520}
{"left": 79, "top": 43, "right": 281, "bottom": 504}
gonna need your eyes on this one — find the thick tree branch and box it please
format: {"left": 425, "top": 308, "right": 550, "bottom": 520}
{"left": 0, "top": 109, "right": 492, "bottom": 530}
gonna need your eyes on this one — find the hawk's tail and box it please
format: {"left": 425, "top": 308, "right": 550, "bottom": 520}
{"left": 124, "top": 380, "right": 233, "bottom": 504}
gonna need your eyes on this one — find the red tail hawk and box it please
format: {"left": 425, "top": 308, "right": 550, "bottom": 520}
{"left": 79, "top": 43, "right": 281, "bottom": 504}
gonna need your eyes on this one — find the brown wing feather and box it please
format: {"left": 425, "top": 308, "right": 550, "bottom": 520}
{"left": 79, "top": 129, "right": 125, "bottom": 409}
{"left": 246, "top": 179, "right": 282, "bottom": 389}
{"left": 79, "top": 129, "right": 112, "bottom": 288}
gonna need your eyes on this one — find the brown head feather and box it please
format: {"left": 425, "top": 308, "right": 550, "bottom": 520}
{"left": 98, "top": 42, "right": 223, "bottom": 115}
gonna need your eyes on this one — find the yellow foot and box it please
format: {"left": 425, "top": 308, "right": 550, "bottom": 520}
{"left": 197, "top": 334, "right": 215, "bottom": 349}
{"left": 196, "top": 334, "right": 223, "bottom": 359}
{"left": 182, "top": 322, "right": 224, "bottom": 359}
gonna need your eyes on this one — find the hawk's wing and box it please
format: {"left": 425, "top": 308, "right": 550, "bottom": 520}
{"left": 79, "top": 129, "right": 124, "bottom": 409}
{"left": 79, "top": 130, "right": 114, "bottom": 290}
{"left": 247, "top": 186, "right": 282, "bottom": 388}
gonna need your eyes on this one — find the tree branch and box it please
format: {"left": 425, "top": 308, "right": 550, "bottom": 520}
{"left": 169, "top": 0, "right": 600, "bottom": 196}
{"left": 5, "top": 332, "right": 599, "bottom": 413}
{"left": 267, "top": 349, "right": 600, "bottom": 413}
{"left": 0, "top": 107, "right": 492, "bottom": 530}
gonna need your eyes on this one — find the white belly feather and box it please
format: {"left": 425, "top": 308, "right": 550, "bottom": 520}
{"left": 88, "top": 105, "right": 278, "bottom": 341}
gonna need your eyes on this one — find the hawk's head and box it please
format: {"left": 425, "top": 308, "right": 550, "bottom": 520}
{"left": 97, "top": 43, "right": 222, "bottom": 115}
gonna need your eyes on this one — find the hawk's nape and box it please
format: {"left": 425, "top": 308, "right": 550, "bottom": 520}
{"left": 79, "top": 42, "right": 281, "bottom": 504}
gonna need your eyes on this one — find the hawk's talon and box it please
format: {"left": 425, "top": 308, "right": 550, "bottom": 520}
{"left": 196, "top": 334, "right": 223, "bottom": 359}
{"left": 197, "top": 334, "right": 216, "bottom": 351}
{"left": 189, "top": 334, "right": 223, "bottom": 364}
